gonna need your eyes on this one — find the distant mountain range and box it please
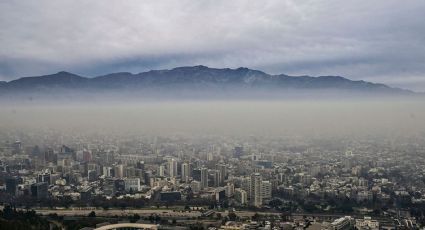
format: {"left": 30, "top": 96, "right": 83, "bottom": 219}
{"left": 0, "top": 66, "right": 416, "bottom": 101}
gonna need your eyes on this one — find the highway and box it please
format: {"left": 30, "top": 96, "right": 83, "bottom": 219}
{"left": 1, "top": 206, "right": 367, "bottom": 220}
{"left": 29, "top": 208, "right": 203, "bottom": 218}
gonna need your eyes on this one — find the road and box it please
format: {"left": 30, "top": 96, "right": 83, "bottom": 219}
{"left": 0, "top": 205, "right": 372, "bottom": 220}
{"left": 32, "top": 208, "right": 203, "bottom": 218}
{"left": 32, "top": 208, "right": 337, "bottom": 219}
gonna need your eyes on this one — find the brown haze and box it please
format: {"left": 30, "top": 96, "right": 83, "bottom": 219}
{"left": 1, "top": 100, "right": 424, "bottom": 139}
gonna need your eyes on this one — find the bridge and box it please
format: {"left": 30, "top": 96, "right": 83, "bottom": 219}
{"left": 94, "top": 223, "right": 159, "bottom": 230}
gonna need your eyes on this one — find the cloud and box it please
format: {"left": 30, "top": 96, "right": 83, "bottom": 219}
{"left": 0, "top": 0, "right": 424, "bottom": 91}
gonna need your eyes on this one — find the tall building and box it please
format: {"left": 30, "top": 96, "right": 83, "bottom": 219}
{"left": 215, "top": 187, "right": 226, "bottom": 202}
{"left": 143, "top": 170, "right": 153, "bottom": 186}
{"left": 216, "top": 163, "right": 226, "bottom": 186}
{"left": 82, "top": 150, "right": 92, "bottom": 162}
{"left": 38, "top": 171, "right": 51, "bottom": 185}
{"left": 159, "top": 165, "right": 165, "bottom": 177}
{"left": 60, "top": 145, "right": 73, "bottom": 154}
{"left": 124, "top": 166, "right": 136, "bottom": 178}
{"left": 115, "top": 164, "right": 124, "bottom": 178}
{"left": 124, "top": 178, "right": 141, "bottom": 192}
{"left": 250, "top": 173, "right": 263, "bottom": 207}
{"left": 190, "top": 180, "right": 201, "bottom": 193}
{"left": 233, "top": 146, "right": 243, "bottom": 158}
{"left": 6, "top": 177, "right": 19, "bottom": 196}
{"left": 31, "top": 182, "right": 48, "bottom": 199}
{"left": 114, "top": 164, "right": 124, "bottom": 178}
{"left": 12, "top": 140, "right": 22, "bottom": 154}
{"left": 181, "top": 162, "right": 191, "bottom": 183}
{"left": 44, "top": 148, "right": 57, "bottom": 163}
{"left": 261, "top": 180, "right": 272, "bottom": 200}
{"left": 207, "top": 152, "right": 214, "bottom": 161}
{"left": 192, "top": 168, "right": 201, "bottom": 181}
{"left": 235, "top": 188, "right": 248, "bottom": 205}
{"left": 200, "top": 167, "right": 208, "bottom": 189}
{"left": 241, "top": 177, "right": 251, "bottom": 198}
{"left": 103, "top": 166, "right": 114, "bottom": 177}
{"left": 226, "top": 182, "right": 235, "bottom": 197}
{"left": 213, "top": 170, "right": 222, "bottom": 187}
{"left": 31, "top": 145, "right": 41, "bottom": 157}
{"left": 88, "top": 170, "right": 97, "bottom": 182}
{"left": 168, "top": 159, "right": 178, "bottom": 178}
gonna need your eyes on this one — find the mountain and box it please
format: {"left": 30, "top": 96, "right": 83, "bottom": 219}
{"left": 6, "top": 71, "right": 88, "bottom": 89}
{"left": 0, "top": 66, "right": 415, "bottom": 100}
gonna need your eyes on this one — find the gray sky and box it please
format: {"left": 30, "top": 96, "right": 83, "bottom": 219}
{"left": 1, "top": 0, "right": 425, "bottom": 91}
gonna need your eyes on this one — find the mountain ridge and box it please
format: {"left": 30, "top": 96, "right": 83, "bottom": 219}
{"left": 0, "top": 66, "right": 416, "bottom": 98}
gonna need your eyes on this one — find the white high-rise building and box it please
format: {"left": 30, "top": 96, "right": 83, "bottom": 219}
{"left": 124, "top": 178, "right": 140, "bottom": 192}
{"left": 159, "top": 165, "right": 165, "bottom": 177}
{"left": 168, "top": 159, "right": 178, "bottom": 178}
{"left": 241, "top": 177, "right": 251, "bottom": 198}
{"left": 207, "top": 152, "right": 214, "bottom": 161}
{"left": 216, "top": 163, "right": 226, "bottom": 186}
{"left": 235, "top": 188, "right": 248, "bottom": 205}
{"left": 250, "top": 173, "right": 262, "bottom": 207}
{"left": 103, "top": 166, "right": 113, "bottom": 177}
{"left": 226, "top": 182, "right": 235, "bottom": 197}
{"left": 261, "top": 180, "right": 272, "bottom": 200}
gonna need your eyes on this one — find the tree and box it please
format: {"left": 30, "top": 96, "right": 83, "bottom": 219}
{"left": 269, "top": 199, "right": 283, "bottom": 208}
{"left": 189, "top": 224, "right": 205, "bottom": 230}
{"left": 154, "top": 215, "right": 161, "bottom": 223}
{"left": 2, "top": 206, "right": 14, "bottom": 220}
{"left": 216, "top": 213, "right": 222, "bottom": 219}
{"left": 223, "top": 200, "right": 229, "bottom": 208}
{"left": 120, "top": 202, "right": 127, "bottom": 210}
{"left": 130, "top": 213, "right": 141, "bottom": 223}
{"left": 252, "top": 212, "right": 260, "bottom": 221}
{"left": 88, "top": 211, "right": 96, "bottom": 218}
{"left": 228, "top": 212, "right": 238, "bottom": 221}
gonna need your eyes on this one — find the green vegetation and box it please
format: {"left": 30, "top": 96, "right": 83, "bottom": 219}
{"left": 0, "top": 206, "right": 57, "bottom": 230}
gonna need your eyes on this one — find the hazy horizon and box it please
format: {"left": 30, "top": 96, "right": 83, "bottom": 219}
{"left": 1, "top": 100, "right": 424, "bottom": 139}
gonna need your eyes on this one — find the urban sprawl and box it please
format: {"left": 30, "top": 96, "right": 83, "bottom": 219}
{"left": 1, "top": 133, "right": 425, "bottom": 230}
